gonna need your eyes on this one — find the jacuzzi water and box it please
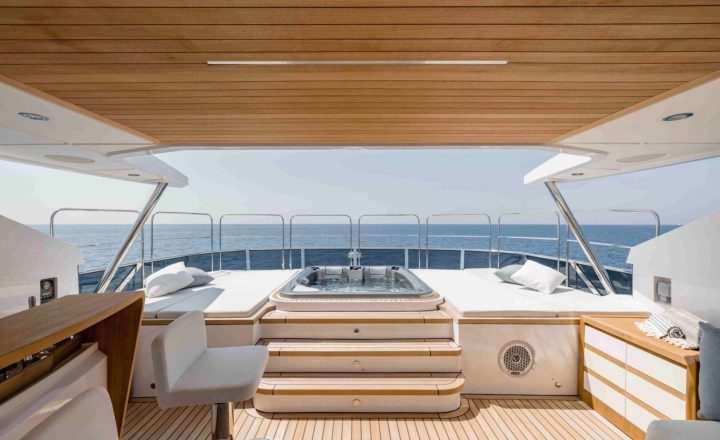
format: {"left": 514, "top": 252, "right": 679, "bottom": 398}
{"left": 310, "top": 276, "right": 414, "bottom": 293}
{"left": 280, "top": 266, "right": 434, "bottom": 297}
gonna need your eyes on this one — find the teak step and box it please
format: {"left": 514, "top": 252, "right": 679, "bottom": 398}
{"left": 260, "top": 310, "right": 454, "bottom": 339}
{"left": 254, "top": 373, "right": 464, "bottom": 413}
{"left": 260, "top": 338, "right": 462, "bottom": 373}
{"left": 260, "top": 309, "right": 452, "bottom": 324}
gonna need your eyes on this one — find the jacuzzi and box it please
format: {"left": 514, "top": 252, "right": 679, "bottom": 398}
{"left": 281, "top": 266, "right": 433, "bottom": 297}
{"left": 271, "top": 266, "right": 442, "bottom": 311}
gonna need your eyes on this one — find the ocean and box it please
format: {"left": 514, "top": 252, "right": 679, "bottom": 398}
{"left": 35, "top": 223, "right": 678, "bottom": 273}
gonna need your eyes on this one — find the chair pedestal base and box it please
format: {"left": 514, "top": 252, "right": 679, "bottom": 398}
{"left": 212, "top": 402, "right": 234, "bottom": 440}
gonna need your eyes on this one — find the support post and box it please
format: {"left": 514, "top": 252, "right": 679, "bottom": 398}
{"left": 544, "top": 181, "right": 616, "bottom": 295}
{"left": 96, "top": 182, "right": 168, "bottom": 293}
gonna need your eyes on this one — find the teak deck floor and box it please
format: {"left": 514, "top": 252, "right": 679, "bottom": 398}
{"left": 124, "top": 397, "right": 629, "bottom": 440}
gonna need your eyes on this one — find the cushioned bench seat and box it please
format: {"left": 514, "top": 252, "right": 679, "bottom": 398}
{"left": 143, "top": 269, "right": 299, "bottom": 319}
{"left": 412, "top": 268, "right": 648, "bottom": 318}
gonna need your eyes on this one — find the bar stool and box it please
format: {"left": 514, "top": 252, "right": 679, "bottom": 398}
{"left": 151, "top": 310, "right": 268, "bottom": 440}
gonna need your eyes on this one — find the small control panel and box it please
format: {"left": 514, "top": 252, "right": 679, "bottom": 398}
{"left": 40, "top": 277, "right": 57, "bottom": 304}
{"left": 654, "top": 276, "right": 672, "bottom": 304}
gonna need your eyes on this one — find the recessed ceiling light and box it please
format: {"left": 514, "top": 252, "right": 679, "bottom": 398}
{"left": 617, "top": 153, "right": 667, "bottom": 163}
{"left": 18, "top": 112, "right": 49, "bottom": 121}
{"left": 128, "top": 173, "right": 140, "bottom": 177}
{"left": 571, "top": 172, "right": 584, "bottom": 176}
{"left": 662, "top": 112, "right": 693, "bottom": 122}
{"left": 44, "top": 154, "right": 95, "bottom": 164}
{"left": 207, "top": 60, "right": 508, "bottom": 66}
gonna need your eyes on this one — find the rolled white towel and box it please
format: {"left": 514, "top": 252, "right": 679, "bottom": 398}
{"left": 635, "top": 307, "right": 703, "bottom": 350}
{"left": 662, "top": 307, "right": 703, "bottom": 348}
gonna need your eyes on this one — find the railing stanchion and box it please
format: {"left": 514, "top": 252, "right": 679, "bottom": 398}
{"left": 545, "top": 181, "right": 616, "bottom": 295}
{"left": 426, "top": 214, "right": 492, "bottom": 269}
{"left": 97, "top": 182, "right": 167, "bottom": 293}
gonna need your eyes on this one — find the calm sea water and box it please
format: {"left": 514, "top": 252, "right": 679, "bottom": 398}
{"left": 34, "top": 223, "right": 678, "bottom": 272}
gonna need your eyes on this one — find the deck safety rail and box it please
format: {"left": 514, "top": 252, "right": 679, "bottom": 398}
{"left": 49, "top": 207, "right": 146, "bottom": 284}
{"left": 425, "top": 214, "right": 492, "bottom": 269}
{"left": 358, "top": 214, "right": 421, "bottom": 269}
{"left": 150, "top": 211, "right": 214, "bottom": 273}
{"left": 497, "top": 212, "right": 561, "bottom": 271}
{"left": 564, "top": 209, "right": 661, "bottom": 283}
{"left": 289, "top": 215, "right": 353, "bottom": 269}
{"left": 219, "top": 214, "right": 285, "bottom": 270}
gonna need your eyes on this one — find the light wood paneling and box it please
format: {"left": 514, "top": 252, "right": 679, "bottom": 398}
{"left": 1, "top": 1, "right": 718, "bottom": 146}
{"left": 124, "top": 397, "right": 630, "bottom": 440}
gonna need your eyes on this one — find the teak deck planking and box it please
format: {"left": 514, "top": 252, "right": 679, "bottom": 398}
{"left": 124, "top": 397, "right": 630, "bottom": 440}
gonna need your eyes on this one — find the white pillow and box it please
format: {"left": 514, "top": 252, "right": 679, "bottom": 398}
{"left": 510, "top": 260, "right": 567, "bottom": 294}
{"left": 144, "top": 262, "right": 194, "bottom": 298}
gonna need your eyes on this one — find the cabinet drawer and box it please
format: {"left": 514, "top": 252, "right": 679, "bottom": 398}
{"left": 626, "top": 371, "right": 686, "bottom": 420}
{"left": 585, "top": 326, "right": 627, "bottom": 364}
{"left": 626, "top": 399, "right": 660, "bottom": 433}
{"left": 584, "top": 348, "right": 625, "bottom": 391}
{"left": 626, "top": 344, "right": 687, "bottom": 394}
{"left": 584, "top": 371, "right": 625, "bottom": 417}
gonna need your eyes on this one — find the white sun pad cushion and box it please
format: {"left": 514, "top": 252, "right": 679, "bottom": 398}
{"left": 146, "top": 270, "right": 299, "bottom": 319}
{"left": 412, "top": 268, "right": 648, "bottom": 318}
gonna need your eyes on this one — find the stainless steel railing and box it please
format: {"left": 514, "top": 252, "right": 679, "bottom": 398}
{"left": 219, "top": 214, "right": 285, "bottom": 270}
{"left": 497, "top": 211, "right": 561, "bottom": 271}
{"left": 289, "top": 214, "right": 353, "bottom": 269}
{"left": 564, "top": 208, "right": 661, "bottom": 285}
{"left": 426, "top": 214, "right": 492, "bottom": 269}
{"left": 358, "top": 214, "right": 421, "bottom": 268}
{"left": 49, "top": 207, "right": 146, "bottom": 284}
{"left": 150, "top": 211, "right": 214, "bottom": 273}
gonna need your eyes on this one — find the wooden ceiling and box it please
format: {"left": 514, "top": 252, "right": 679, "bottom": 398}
{"left": 1, "top": 0, "right": 719, "bottom": 147}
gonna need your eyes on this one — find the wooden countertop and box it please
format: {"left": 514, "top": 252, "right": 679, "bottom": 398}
{"left": 582, "top": 315, "right": 699, "bottom": 367}
{"left": 0, "top": 292, "right": 144, "bottom": 369}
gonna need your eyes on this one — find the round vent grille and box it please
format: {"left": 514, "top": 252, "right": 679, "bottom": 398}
{"left": 498, "top": 341, "right": 535, "bottom": 377}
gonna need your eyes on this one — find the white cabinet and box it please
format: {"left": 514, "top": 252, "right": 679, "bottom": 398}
{"left": 580, "top": 316, "right": 699, "bottom": 440}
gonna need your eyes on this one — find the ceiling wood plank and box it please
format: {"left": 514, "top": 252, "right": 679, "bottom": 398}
{"left": 2, "top": 1, "right": 720, "bottom": 7}
{"left": 2, "top": 64, "right": 715, "bottom": 84}
{"left": 2, "top": 24, "right": 719, "bottom": 40}
{"left": 2, "top": 7, "right": 720, "bottom": 25}
{"left": 3, "top": 52, "right": 720, "bottom": 65}
{"left": 3, "top": 39, "right": 719, "bottom": 53}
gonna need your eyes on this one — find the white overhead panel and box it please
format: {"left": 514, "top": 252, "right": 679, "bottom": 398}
{"left": 0, "top": 78, "right": 187, "bottom": 188}
{"left": 525, "top": 76, "right": 720, "bottom": 184}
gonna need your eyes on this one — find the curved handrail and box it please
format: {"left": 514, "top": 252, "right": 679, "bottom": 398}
{"left": 150, "top": 211, "right": 214, "bottom": 273}
{"left": 564, "top": 208, "right": 662, "bottom": 282}
{"left": 358, "top": 214, "right": 421, "bottom": 268}
{"left": 289, "top": 214, "right": 353, "bottom": 269}
{"left": 497, "top": 211, "right": 561, "bottom": 271}
{"left": 218, "top": 214, "right": 285, "bottom": 269}
{"left": 426, "top": 213, "right": 492, "bottom": 269}
{"left": 49, "top": 207, "right": 145, "bottom": 281}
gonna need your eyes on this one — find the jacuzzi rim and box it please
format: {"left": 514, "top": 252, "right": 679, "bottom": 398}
{"left": 279, "top": 265, "right": 435, "bottom": 298}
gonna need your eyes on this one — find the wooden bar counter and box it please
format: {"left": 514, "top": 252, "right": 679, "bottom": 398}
{"left": 0, "top": 292, "right": 145, "bottom": 437}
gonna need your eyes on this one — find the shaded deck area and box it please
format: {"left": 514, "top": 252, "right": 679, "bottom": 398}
{"left": 124, "top": 396, "right": 628, "bottom": 440}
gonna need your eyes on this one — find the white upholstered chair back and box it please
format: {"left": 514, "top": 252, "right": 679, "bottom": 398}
{"left": 151, "top": 310, "right": 208, "bottom": 402}
{"left": 21, "top": 387, "right": 118, "bottom": 440}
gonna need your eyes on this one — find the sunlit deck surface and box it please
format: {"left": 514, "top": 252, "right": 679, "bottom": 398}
{"left": 125, "top": 397, "right": 628, "bottom": 440}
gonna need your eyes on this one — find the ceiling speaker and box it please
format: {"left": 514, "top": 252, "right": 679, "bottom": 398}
{"left": 498, "top": 341, "right": 535, "bottom": 377}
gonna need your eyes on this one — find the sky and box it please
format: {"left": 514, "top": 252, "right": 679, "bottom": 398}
{"left": 1, "top": 148, "right": 718, "bottom": 226}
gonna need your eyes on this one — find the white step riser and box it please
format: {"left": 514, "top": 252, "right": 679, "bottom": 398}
{"left": 266, "top": 355, "right": 461, "bottom": 373}
{"left": 261, "top": 323, "right": 453, "bottom": 339}
{"left": 254, "top": 393, "right": 461, "bottom": 413}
